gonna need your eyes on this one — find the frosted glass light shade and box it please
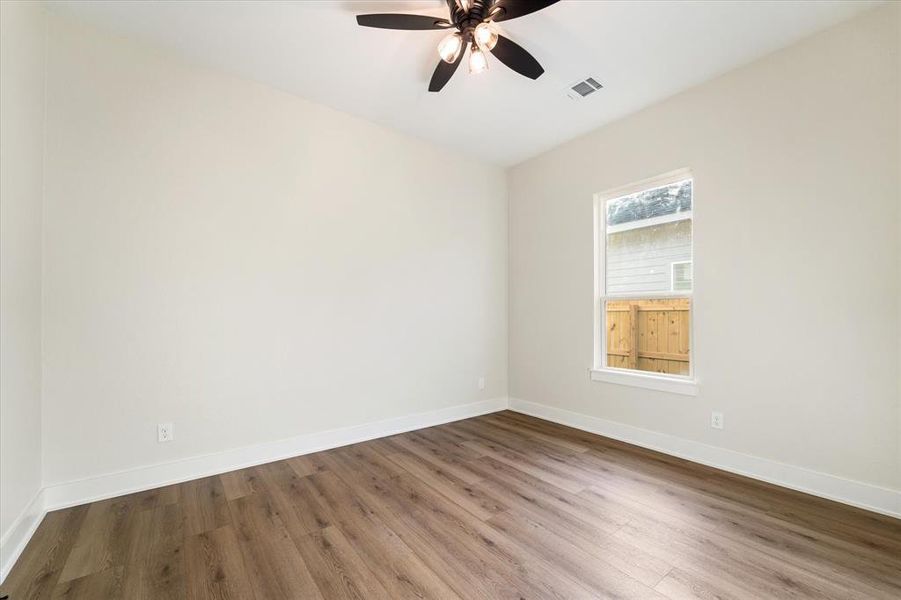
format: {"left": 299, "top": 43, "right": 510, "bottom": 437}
{"left": 469, "top": 44, "right": 488, "bottom": 74}
{"left": 437, "top": 32, "right": 463, "bottom": 63}
{"left": 474, "top": 22, "right": 498, "bottom": 51}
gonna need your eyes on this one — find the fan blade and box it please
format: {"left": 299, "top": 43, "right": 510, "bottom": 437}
{"left": 490, "top": 0, "right": 560, "bottom": 23}
{"left": 428, "top": 47, "right": 466, "bottom": 92}
{"left": 356, "top": 13, "right": 452, "bottom": 30}
{"left": 490, "top": 34, "right": 544, "bottom": 79}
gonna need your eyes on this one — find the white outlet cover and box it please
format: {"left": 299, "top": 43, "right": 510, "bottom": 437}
{"left": 711, "top": 412, "right": 724, "bottom": 430}
{"left": 478, "top": 377, "right": 486, "bottom": 391}
{"left": 158, "top": 422, "right": 174, "bottom": 442}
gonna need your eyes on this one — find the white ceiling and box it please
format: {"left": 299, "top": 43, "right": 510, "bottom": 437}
{"left": 46, "top": 0, "right": 881, "bottom": 166}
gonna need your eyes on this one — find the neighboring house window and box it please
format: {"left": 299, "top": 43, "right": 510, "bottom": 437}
{"left": 594, "top": 170, "right": 694, "bottom": 391}
{"left": 671, "top": 261, "right": 692, "bottom": 291}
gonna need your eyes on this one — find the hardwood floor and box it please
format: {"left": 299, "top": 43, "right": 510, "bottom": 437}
{"left": 3, "top": 410, "right": 900, "bottom": 599}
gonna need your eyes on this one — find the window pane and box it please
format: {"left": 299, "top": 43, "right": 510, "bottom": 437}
{"left": 605, "top": 298, "right": 690, "bottom": 376}
{"left": 607, "top": 179, "right": 691, "bottom": 225}
{"left": 606, "top": 179, "right": 692, "bottom": 295}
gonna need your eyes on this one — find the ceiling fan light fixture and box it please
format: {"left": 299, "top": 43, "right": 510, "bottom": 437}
{"left": 474, "top": 21, "right": 498, "bottom": 51}
{"left": 437, "top": 31, "right": 463, "bottom": 63}
{"left": 355, "top": 0, "right": 560, "bottom": 92}
{"left": 469, "top": 43, "right": 488, "bottom": 74}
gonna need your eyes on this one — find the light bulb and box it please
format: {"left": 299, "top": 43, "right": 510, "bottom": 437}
{"left": 469, "top": 44, "right": 488, "bottom": 74}
{"left": 437, "top": 32, "right": 463, "bottom": 63}
{"left": 474, "top": 22, "right": 498, "bottom": 51}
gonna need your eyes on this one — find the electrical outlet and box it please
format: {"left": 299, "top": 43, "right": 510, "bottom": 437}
{"left": 711, "top": 412, "right": 724, "bottom": 430}
{"left": 158, "top": 423, "right": 174, "bottom": 443}
{"left": 478, "top": 376, "right": 486, "bottom": 391}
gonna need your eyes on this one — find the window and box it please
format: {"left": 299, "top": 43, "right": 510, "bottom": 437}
{"left": 592, "top": 170, "right": 696, "bottom": 395}
{"left": 671, "top": 261, "right": 692, "bottom": 291}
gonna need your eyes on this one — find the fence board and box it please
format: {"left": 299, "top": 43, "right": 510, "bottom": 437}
{"left": 606, "top": 298, "right": 690, "bottom": 376}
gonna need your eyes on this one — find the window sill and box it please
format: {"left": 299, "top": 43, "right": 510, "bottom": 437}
{"left": 590, "top": 368, "right": 698, "bottom": 396}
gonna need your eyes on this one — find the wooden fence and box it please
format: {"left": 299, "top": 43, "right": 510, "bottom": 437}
{"left": 606, "top": 298, "right": 690, "bottom": 376}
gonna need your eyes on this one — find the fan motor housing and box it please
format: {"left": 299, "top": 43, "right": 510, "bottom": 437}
{"left": 449, "top": 0, "right": 495, "bottom": 33}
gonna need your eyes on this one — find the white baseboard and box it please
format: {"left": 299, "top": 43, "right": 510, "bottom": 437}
{"left": 0, "top": 489, "right": 45, "bottom": 584}
{"left": 1, "top": 397, "right": 507, "bottom": 583}
{"left": 508, "top": 398, "right": 901, "bottom": 519}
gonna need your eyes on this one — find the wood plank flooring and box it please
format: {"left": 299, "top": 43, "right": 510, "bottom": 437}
{"left": 3, "top": 410, "right": 900, "bottom": 599}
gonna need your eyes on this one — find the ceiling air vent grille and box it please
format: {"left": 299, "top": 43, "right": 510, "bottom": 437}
{"left": 567, "top": 77, "right": 603, "bottom": 100}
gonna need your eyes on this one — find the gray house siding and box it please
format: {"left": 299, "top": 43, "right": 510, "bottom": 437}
{"left": 606, "top": 220, "right": 691, "bottom": 294}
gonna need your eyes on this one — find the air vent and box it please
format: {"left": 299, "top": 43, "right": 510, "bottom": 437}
{"left": 567, "top": 77, "right": 603, "bottom": 100}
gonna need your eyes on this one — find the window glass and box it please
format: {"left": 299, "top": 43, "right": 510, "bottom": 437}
{"left": 606, "top": 179, "right": 692, "bottom": 295}
{"left": 602, "top": 177, "right": 692, "bottom": 377}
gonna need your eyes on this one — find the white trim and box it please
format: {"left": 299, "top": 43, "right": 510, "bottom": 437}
{"left": 0, "top": 397, "right": 508, "bottom": 582}
{"left": 42, "top": 397, "right": 507, "bottom": 511}
{"left": 590, "top": 368, "right": 698, "bottom": 396}
{"left": 508, "top": 398, "right": 901, "bottom": 518}
{"left": 0, "top": 489, "right": 45, "bottom": 584}
{"left": 597, "top": 290, "right": 690, "bottom": 300}
{"left": 606, "top": 210, "right": 692, "bottom": 234}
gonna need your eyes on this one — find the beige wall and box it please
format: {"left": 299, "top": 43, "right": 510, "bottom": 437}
{"left": 0, "top": 1, "right": 45, "bottom": 547}
{"left": 508, "top": 4, "right": 900, "bottom": 490}
{"left": 41, "top": 17, "right": 507, "bottom": 486}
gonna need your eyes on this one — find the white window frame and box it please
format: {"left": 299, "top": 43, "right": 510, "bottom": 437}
{"left": 591, "top": 168, "right": 698, "bottom": 396}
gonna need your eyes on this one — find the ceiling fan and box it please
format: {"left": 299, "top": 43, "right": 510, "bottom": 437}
{"left": 356, "top": 0, "right": 560, "bottom": 92}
